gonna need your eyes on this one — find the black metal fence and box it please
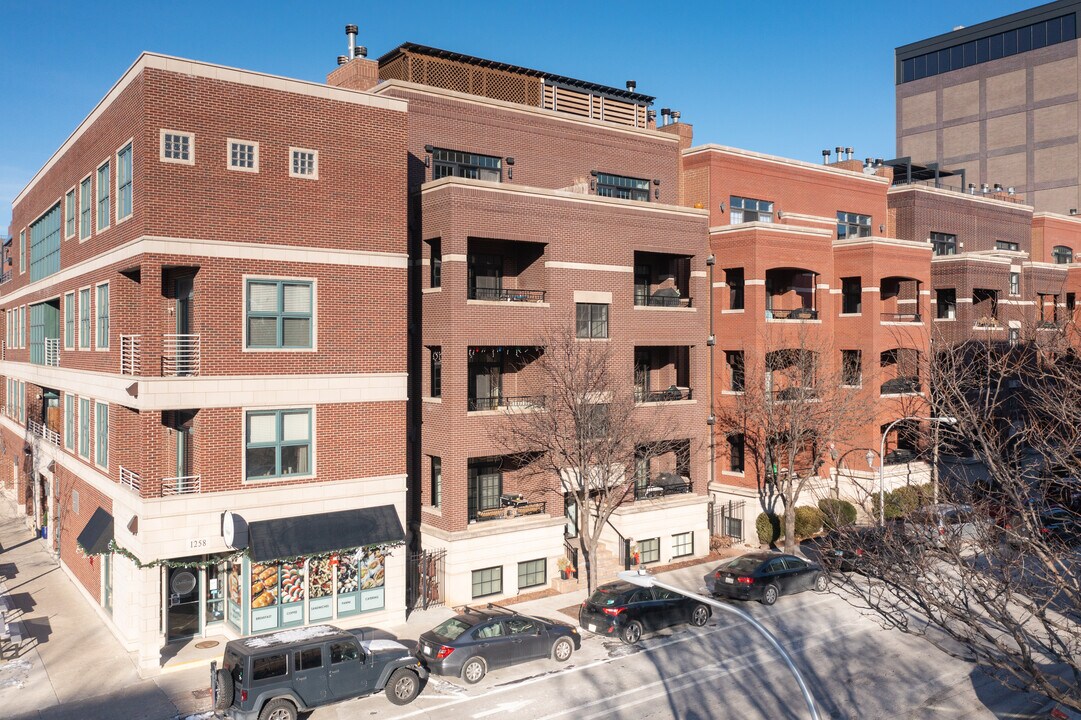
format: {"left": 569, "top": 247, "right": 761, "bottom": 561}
{"left": 710, "top": 500, "right": 746, "bottom": 541}
{"left": 406, "top": 549, "right": 446, "bottom": 612}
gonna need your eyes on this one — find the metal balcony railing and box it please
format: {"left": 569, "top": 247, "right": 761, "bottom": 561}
{"left": 471, "top": 500, "right": 546, "bottom": 522}
{"left": 767, "top": 307, "right": 819, "bottom": 320}
{"left": 769, "top": 386, "right": 818, "bottom": 402}
{"left": 27, "top": 419, "right": 60, "bottom": 446}
{"left": 44, "top": 338, "right": 60, "bottom": 367}
{"left": 881, "top": 376, "right": 921, "bottom": 395}
{"left": 119, "top": 466, "right": 142, "bottom": 493}
{"left": 881, "top": 312, "right": 921, "bottom": 323}
{"left": 636, "top": 293, "right": 692, "bottom": 308}
{"left": 634, "top": 477, "right": 693, "bottom": 500}
{"left": 469, "top": 287, "right": 547, "bottom": 303}
{"left": 163, "top": 334, "right": 200, "bottom": 376}
{"left": 468, "top": 395, "right": 545, "bottom": 411}
{"left": 120, "top": 335, "right": 141, "bottom": 375}
{"left": 0, "top": 270, "right": 10, "bottom": 284}
{"left": 635, "top": 386, "right": 693, "bottom": 403}
{"left": 162, "top": 475, "right": 201, "bottom": 495}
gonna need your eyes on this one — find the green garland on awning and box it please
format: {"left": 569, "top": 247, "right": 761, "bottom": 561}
{"left": 81, "top": 539, "right": 404, "bottom": 570}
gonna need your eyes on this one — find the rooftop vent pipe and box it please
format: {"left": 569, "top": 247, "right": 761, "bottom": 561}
{"left": 626, "top": 80, "right": 636, "bottom": 92}
{"left": 660, "top": 108, "right": 671, "bottom": 126}
{"left": 671, "top": 110, "right": 681, "bottom": 122}
{"left": 822, "top": 149, "right": 831, "bottom": 164}
{"left": 845, "top": 147, "right": 854, "bottom": 160}
{"left": 345, "top": 24, "right": 358, "bottom": 60}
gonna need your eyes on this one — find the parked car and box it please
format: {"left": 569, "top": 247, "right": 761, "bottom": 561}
{"left": 212, "top": 625, "right": 425, "bottom": 720}
{"left": 578, "top": 580, "right": 711, "bottom": 644}
{"left": 905, "top": 503, "right": 980, "bottom": 549}
{"left": 800, "top": 526, "right": 885, "bottom": 572}
{"left": 704, "top": 552, "right": 827, "bottom": 605}
{"left": 416, "top": 604, "right": 580, "bottom": 684}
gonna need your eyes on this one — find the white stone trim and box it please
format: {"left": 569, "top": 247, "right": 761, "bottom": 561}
{"left": 226, "top": 138, "right": 260, "bottom": 173}
{"left": 684, "top": 144, "right": 890, "bottom": 185}
{"left": 833, "top": 236, "right": 933, "bottom": 252}
{"left": 442, "top": 254, "right": 467, "bottom": 263}
{"left": 887, "top": 184, "right": 1035, "bottom": 212}
{"left": 710, "top": 222, "right": 832, "bottom": 238}
{"left": 745, "top": 279, "right": 766, "bottom": 286}
{"left": 546, "top": 261, "right": 634, "bottom": 273}
{"left": 574, "top": 290, "right": 612, "bottom": 304}
{"left": 691, "top": 270, "right": 707, "bottom": 278}
{"left": 288, "top": 147, "right": 319, "bottom": 180}
{"left": 159, "top": 129, "right": 195, "bottom": 166}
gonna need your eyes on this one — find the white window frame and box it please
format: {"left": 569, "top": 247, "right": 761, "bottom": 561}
{"left": 19, "top": 305, "right": 25, "bottom": 349}
{"left": 289, "top": 147, "right": 319, "bottom": 180}
{"left": 96, "top": 158, "right": 111, "bottom": 232}
{"left": 242, "top": 275, "right": 318, "bottom": 352}
{"left": 79, "top": 173, "right": 93, "bottom": 242}
{"left": 115, "top": 139, "right": 134, "bottom": 223}
{"left": 94, "top": 400, "right": 109, "bottom": 470}
{"left": 78, "top": 396, "right": 90, "bottom": 459}
{"left": 78, "top": 286, "right": 92, "bottom": 350}
{"left": 65, "top": 186, "right": 76, "bottom": 239}
{"left": 95, "top": 282, "right": 110, "bottom": 350}
{"left": 19, "top": 229, "right": 25, "bottom": 274}
{"left": 227, "top": 138, "right": 259, "bottom": 173}
{"left": 64, "top": 393, "right": 76, "bottom": 451}
{"left": 160, "top": 129, "right": 195, "bottom": 165}
{"left": 241, "top": 405, "right": 317, "bottom": 483}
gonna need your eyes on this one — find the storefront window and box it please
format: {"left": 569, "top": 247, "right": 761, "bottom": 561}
{"left": 227, "top": 560, "right": 243, "bottom": 630}
{"left": 309, "top": 556, "right": 334, "bottom": 621}
{"left": 206, "top": 561, "right": 226, "bottom": 624}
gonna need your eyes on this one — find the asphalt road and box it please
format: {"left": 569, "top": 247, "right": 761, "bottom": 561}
{"left": 304, "top": 585, "right": 1050, "bottom": 720}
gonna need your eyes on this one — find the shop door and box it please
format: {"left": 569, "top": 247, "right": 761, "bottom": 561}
{"left": 167, "top": 566, "right": 200, "bottom": 640}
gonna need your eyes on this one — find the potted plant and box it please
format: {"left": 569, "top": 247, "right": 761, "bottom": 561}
{"left": 557, "top": 557, "right": 576, "bottom": 580}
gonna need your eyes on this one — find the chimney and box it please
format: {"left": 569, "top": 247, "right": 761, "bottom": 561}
{"left": 327, "top": 23, "right": 380, "bottom": 91}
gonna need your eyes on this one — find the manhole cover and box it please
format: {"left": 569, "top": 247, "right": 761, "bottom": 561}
{"left": 192, "top": 688, "right": 212, "bottom": 699}
{"left": 195, "top": 640, "right": 219, "bottom": 649}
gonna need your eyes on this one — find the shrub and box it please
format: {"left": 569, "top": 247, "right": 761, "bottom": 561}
{"left": 756, "top": 511, "right": 782, "bottom": 545}
{"left": 872, "top": 482, "right": 934, "bottom": 519}
{"left": 818, "top": 498, "right": 858, "bottom": 529}
{"left": 793, "top": 506, "right": 825, "bottom": 538}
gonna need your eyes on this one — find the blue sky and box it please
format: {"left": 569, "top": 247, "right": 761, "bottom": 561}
{"left": 0, "top": 0, "right": 1044, "bottom": 230}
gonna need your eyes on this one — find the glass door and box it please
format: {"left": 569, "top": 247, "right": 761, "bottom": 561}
{"left": 167, "top": 565, "right": 201, "bottom": 640}
{"left": 206, "top": 561, "right": 225, "bottom": 625}
{"left": 175, "top": 275, "right": 194, "bottom": 377}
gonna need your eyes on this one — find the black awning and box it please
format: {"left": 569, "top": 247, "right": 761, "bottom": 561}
{"left": 76, "top": 508, "right": 114, "bottom": 556}
{"left": 247, "top": 505, "right": 405, "bottom": 562}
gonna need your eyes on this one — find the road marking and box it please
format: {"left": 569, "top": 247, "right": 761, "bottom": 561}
{"left": 471, "top": 699, "right": 533, "bottom": 718}
{"left": 381, "top": 594, "right": 836, "bottom": 720}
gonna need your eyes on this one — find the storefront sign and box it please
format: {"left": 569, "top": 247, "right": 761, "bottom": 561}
{"left": 281, "top": 604, "right": 304, "bottom": 626}
{"left": 309, "top": 597, "right": 333, "bottom": 621}
{"left": 337, "top": 594, "right": 357, "bottom": 614}
{"left": 360, "top": 587, "right": 384, "bottom": 612}
{"left": 251, "top": 607, "right": 277, "bottom": 632}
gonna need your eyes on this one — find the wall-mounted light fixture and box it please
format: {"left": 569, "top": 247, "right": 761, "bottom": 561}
{"left": 1007, "top": 187, "right": 1015, "bottom": 196}
{"left": 1071, "top": 209, "right": 1079, "bottom": 216}
{"left": 718, "top": 201, "right": 726, "bottom": 213}
{"left": 879, "top": 224, "right": 885, "bottom": 233}
{"left": 505, "top": 157, "right": 514, "bottom": 181}
{"left": 705, "top": 254, "right": 716, "bottom": 266}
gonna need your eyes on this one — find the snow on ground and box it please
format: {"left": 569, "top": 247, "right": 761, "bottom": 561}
{"left": 0, "top": 659, "right": 31, "bottom": 689}
{"left": 179, "top": 712, "right": 217, "bottom": 720}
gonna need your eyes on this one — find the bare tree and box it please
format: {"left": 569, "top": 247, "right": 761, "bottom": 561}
{"left": 827, "top": 326, "right": 1081, "bottom": 710}
{"left": 716, "top": 325, "right": 876, "bottom": 553}
{"left": 493, "top": 324, "right": 692, "bottom": 593}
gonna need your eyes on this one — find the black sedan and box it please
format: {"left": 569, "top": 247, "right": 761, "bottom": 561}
{"left": 416, "top": 604, "right": 580, "bottom": 684}
{"left": 704, "top": 552, "right": 827, "bottom": 605}
{"left": 578, "top": 581, "right": 711, "bottom": 644}
{"left": 801, "top": 526, "right": 887, "bottom": 572}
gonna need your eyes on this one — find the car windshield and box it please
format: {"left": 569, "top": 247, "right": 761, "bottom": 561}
{"left": 720, "top": 556, "right": 762, "bottom": 574}
{"left": 431, "top": 617, "right": 473, "bottom": 641}
{"left": 588, "top": 587, "right": 628, "bottom": 606}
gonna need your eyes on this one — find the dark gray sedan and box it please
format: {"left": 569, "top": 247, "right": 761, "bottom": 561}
{"left": 704, "top": 552, "right": 827, "bottom": 605}
{"left": 415, "top": 604, "right": 580, "bottom": 684}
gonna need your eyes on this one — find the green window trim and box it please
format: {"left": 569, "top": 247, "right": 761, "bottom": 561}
{"left": 95, "top": 401, "right": 108, "bottom": 467}
{"left": 64, "top": 292, "right": 75, "bottom": 349}
{"left": 96, "top": 284, "right": 110, "bottom": 349}
{"left": 96, "top": 162, "right": 110, "bottom": 231}
{"left": 65, "top": 190, "right": 76, "bottom": 238}
{"left": 79, "top": 288, "right": 91, "bottom": 349}
{"left": 80, "top": 177, "right": 92, "bottom": 239}
{"left": 245, "top": 409, "right": 313, "bottom": 480}
{"left": 245, "top": 280, "right": 313, "bottom": 349}
{"left": 64, "top": 394, "right": 75, "bottom": 450}
{"left": 79, "top": 397, "right": 90, "bottom": 458}
{"left": 117, "top": 144, "right": 133, "bottom": 220}
{"left": 29, "top": 202, "right": 62, "bottom": 282}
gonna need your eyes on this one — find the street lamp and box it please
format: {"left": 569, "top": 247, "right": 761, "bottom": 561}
{"left": 878, "top": 416, "right": 957, "bottom": 525}
{"left": 618, "top": 569, "right": 820, "bottom": 720}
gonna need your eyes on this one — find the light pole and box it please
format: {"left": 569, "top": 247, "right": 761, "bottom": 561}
{"left": 878, "top": 415, "right": 957, "bottom": 525}
{"left": 618, "top": 569, "right": 820, "bottom": 720}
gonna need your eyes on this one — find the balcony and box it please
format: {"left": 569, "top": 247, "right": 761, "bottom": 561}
{"left": 470, "top": 287, "right": 546, "bottom": 303}
{"left": 635, "top": 386, "right": 692, "bottom": 402}
{"left": 162, "top": 475, "right": 201, "bottom": 495}
{"left": 0, "top": 270, "right": 10, "bottom": 284}
{"left": 881, "top": 376, "right": 921, "bottom": 395}
{"left": 880, "top": 277, "right": 922, "bottom": 324}
{"left": 467, "top": 239, "right": 547, "bottom": 304}
{"left": 769, "top": 386, "right": 818, "bottom": 402}
{"left": 468, "top": 346, "right": 544, "bottom": 413}
{"left": 27, "top": 419, "right": 60, "bottom": 446}
{"left": 119, "top": 334, "right": 201, "bottom": 376}
{"left": 635, "top": 346, "right": 691, "bottom": 404}
{"left": 768, "top": 308, "right": 819, "bottom": 320}
{"left": 881, "top": 312, "right": 921, "bottom": 323}
{"left": 468, "top": 395, "right": 545, "bottom": 411}
{"left": 44, "top": 338, "right": 59, "bottom": 367}
{"left": 765, "top": 268, "right": 818, "bottom": 321}
{"left": 634, "top": 471, "right": 693, "bottom": 500}
{"left": 635, "top": 251, "right": 692, "bottom": 308}
{"left": 473, "top": 495, "right": 547, "bottom": 522}
{"left": 119, "top": 466, "right": 142, "bottom": 493}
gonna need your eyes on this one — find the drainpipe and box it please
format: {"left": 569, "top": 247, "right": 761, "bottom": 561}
{"left": 706, "top": 254, "right": 717, "bottom": 498}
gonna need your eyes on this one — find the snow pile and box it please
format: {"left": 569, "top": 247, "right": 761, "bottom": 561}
{"left": 360, "top": 639, "right": 408, "bottom": 652}
{"left": 0, "top": 659, "right": 31, "bottom": 689}
{"left": 244, "top": 625, "right": 339, "bottom": 648}
{"left": 180, "top": 713, "right": 217, "bottom": 720}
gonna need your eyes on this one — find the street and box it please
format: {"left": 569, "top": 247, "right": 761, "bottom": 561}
{"left": 300, "top": 584, "right": 1048, "bottom": 720}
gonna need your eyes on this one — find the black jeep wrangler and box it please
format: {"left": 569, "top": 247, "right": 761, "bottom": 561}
{"left": 212, "top": 625, "right": 426, "bottom": 720}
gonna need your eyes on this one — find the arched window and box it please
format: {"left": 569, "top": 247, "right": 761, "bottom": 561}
{"left": 1053, "top": 245, "right": 1073, "bottom": 264}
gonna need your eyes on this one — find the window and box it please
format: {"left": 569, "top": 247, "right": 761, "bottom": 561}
{"left": 65, "top": 189, "right": 76, "bottom": 239}
{"left": 1068, "top": 293, "right": 1076, "bottom": 312}
{"left": 72, "top": 489, "right": 79, "bottom": 515}
{"left": 294, "top": 648, "right": 323, "bottom": 671}
{"left": 290, "top": 148, "right": 318, "bottom": 179}
{"left": 726, "top": 351, "right": 744, "bottom": 391}
{"left": 96, "top": 161, "right": 110, "bottom": 231}
{"left": 996, "top": 240, "right": 1019, "bottom": 252}
{"left": 1053, "top": 245, "right": 1073, "bottom": 264}
{"left": 432, "top": 148, "right": 501, "bottom": 182}
{"left": 64, "top": 292, "right": 75, "bottom": 349}
{"left": 728, "top": 433, "right": 745, "bottom": 473}
{"left": 77, "top": 398, "right": 89, "bottom": 456}
{"left": 1009, "top": 327, "right": 1020, "bottom": 345}
{"left": 841, "top": 277, "right": 862, "bottom": 314}
{"left": 672, "top": 532, "right": 693, "bottom": 558}
{"left": 19, "top": 230, "right": 24, "bottom": 273}
{"left": 65, "top": 394, "right": 75, "bottom": 450}
{"left": 96, "top": 284, "right": 109, "bottom": 349}
{"left": 837, "top": 211, "right": 871, "bottom": 239}
{"left": 228, "top": 140, "right": 258, "bottom": 172}
{"left": 576, "top": 303, "right": 608, "bottom": 339}
{"left": 471, "top": 566, "right": 503, "bottom": 598}
{"left": 429, "top": 346, "right": 441, "bottom": 398}
{"left": 246, "top": 280, "right": 313, "bottom": 348}
{"left": 245, "top": 409, "right": 312, "bottom": 479}
{"left": 19, "top": 306, "right": 25, "bottom": 348}
{"left": 517, "top": 558, "right": 546, "bottom": 589}
{"left": 95, "top": 402, "right": 108, "bottom": 467}
{"left": 937, "top": 288, "right": 957, "bottom": 320}
{"left": 930, "top": 231, "right": 956, "bottom": 256}
{"left": 161, "top": 131, "right": 193, "bottom": 164}
{"left": 252, "top": 655, "right": 287, "bottom": 681}
{"left": 428, "top": 239, "right": 441, "bottom": 288}
{"left": 730, "top": 196, "right": 773, "bottom": 223}
{"left": 468, "top": 459, "right": 502, "bottom": 520}
{"left": 117, "top": 143, "right": 133, "bottom": 220}
{"left": 725, "top": 268, "right": 744, "bottom": 310}
{"left": 431, "top": 456, "right": 441, "bottom": 508}
{"left": 79, "top": 288, "right": 91, "bottom": 349}
{"left": 1010, "top": 272, "right": 1020, "bottom": 295}
{"left": 80, "top": 176, "right": 92, "bottom": 239}
{"left": 595, "top": 172, "right": 650, "bottom": 201}
{"left": 330, "top": 641, "right": 359, "bottom": 664}
{"left": 29, "top": 202, "right": 61, "bottom": 282}
{"left": 638, "top": 538, "right": 660, "bottom": 564}
{"left": 842, "top": 350, "right": 862, "bottom": 387}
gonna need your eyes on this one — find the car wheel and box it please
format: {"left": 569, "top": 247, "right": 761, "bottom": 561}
{"left": 258, "top": 698, "right": 297, "bottom": 720}
{"left": 385, "top": 667, "right": 421, "bottom": 705}
{"left": 462, "top": 657, "right": 487, "bottom": 684}
{"left": 620, "top": 620, "right": 643, "bottom": 645}
{"left": 690, "top": 604, "right": 710, "bottom": 627}
{"left": 213, "top": 668, "right": 233, "bottom": 712}
{"left": 761, "top": 584, "right": 779, "bottom": 606}
{"left": 813, "top": 573, "right": 828, "bottom": 593}
{"left": 552, "top": 637, "right": 574, "bottom": 662}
